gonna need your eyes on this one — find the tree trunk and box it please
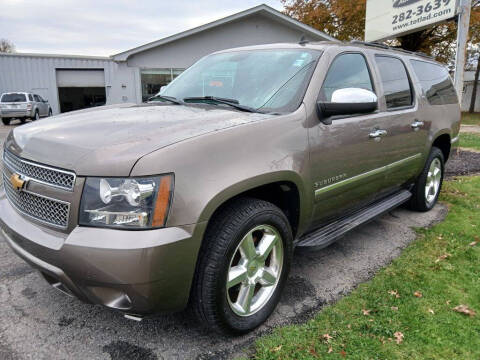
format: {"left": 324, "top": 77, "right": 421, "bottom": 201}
{"left": 469, "top": 55, "right": 480, "bottom": 113}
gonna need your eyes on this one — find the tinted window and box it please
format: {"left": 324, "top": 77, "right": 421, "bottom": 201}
{"left": 33, "top": 95, "right": 40, "bottom": 102}
{"left": 375, "top": 56, "right": 413, "bottom": 109}
{"left": 28, "top": 94, "right": 33, "bottom": 101}
{"left": 320, "top": 53, "right": 373, "bottom": 101}
{"left": 1, "top": 93, "right": 26, "bottom": 102}
{"left": 410, "top": 60, "right": 457, "bottom": 105}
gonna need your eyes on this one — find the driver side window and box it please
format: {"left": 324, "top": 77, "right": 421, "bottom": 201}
{"left": 320, "top": 53, "right": 374, "bottom": 102}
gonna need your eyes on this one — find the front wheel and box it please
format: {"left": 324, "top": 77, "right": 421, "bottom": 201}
{"left": 409, "top": 147, "right": 445, "bottom": 212}
{"left": 48, "top": 108, "right": 52, "bottom": 117}
{"left": 192, "top": 198, "right": 293, "bottom": 334}
{"left": 1, "top": 118, "right": 10, "bottom": 126}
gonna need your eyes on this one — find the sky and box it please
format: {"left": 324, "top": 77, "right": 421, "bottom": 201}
{"left": 0, "top": 0, "right": 283, "bottom": 56}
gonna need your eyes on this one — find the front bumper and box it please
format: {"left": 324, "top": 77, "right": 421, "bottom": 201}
{"left": 0, "top": 189, "right": 206, "bottom": 314}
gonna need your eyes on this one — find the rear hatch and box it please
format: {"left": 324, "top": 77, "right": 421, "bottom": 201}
{"left": 1, "top": 93, "right": 28, "bottom": 110}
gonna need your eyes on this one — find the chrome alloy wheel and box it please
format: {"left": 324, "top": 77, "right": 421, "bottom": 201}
{"left": 226, "top": 225, "right": 284, "bottom": 317}
{"left": 425, "top": 158, "right": 442, "bottom": 205}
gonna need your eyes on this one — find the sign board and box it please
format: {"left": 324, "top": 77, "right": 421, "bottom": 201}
{"left": 365, "top": 0, "right": 458, "bottom": 42}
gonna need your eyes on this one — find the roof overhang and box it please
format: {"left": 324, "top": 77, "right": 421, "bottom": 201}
{"left": 111, "top": 4, "right": 336, "bottom": 62}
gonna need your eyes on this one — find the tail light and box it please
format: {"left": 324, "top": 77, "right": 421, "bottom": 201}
{"left": 27, "top": 104, "right": 32, "bottom": 110}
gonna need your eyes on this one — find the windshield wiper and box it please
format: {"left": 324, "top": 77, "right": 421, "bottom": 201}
{"left": 183, "top": 96, "right": 259, "bottom": 113}
{"left": 147, "top": 95, "right": 184, "bottom": 105}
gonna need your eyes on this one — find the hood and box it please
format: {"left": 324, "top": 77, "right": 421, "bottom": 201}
{"left": 5, "top": 103, "right": 273, "bottom": 176}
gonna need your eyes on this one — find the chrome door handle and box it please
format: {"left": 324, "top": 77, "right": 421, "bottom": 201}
{"left": 411, "top": 121, "right": 424, "bottom": 129}
{"left": 369, "top": 129, "right": 387, "bottom": 138}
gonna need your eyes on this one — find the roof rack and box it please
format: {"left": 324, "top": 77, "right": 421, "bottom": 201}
{"left": 349, "top": 40, "right": 434, "bottom": 60}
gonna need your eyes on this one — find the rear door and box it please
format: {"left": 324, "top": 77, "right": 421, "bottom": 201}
{"left": 309, "top": 51, "right": 390, "bottom": 226}
{"left": 369, "top": 54, "right": 426, "bottom": 193}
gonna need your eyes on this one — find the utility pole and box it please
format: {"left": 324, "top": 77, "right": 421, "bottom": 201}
{"left": 454, "top": 0, "right": 472, "bottom": 104}
{"left": 469, "top": 54, "right": 480, "bottom": 113}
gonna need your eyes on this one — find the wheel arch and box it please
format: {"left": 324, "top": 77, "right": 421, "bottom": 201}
{"left": 431, "top": 132, "right": 452, "bottom": 162}
{"left": 198, "top": 171, "right": 310, "bottom": 240}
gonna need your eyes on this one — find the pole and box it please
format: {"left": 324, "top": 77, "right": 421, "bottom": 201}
{"left": 454, "top": 0, "right": 472, "bottom": 104}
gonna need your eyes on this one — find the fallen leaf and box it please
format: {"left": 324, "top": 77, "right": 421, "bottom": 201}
{"left": 362, "top": 309, "right": 371, "bottom": 316}
{"left": 309, "top": 348, "right": 319, "bottom": 357}
{"left": 469, "top": 241, "right": 478, "bottom": 247}
{"left": 327, "top": 347, "right": 333, "bottom": 353}
{"left": 446, "top": 300, "right": 451, "bottom": 305}
{"left": 414, "top": 291, "right": 423, "bottom": 298}
{"left": 272, "top": 345, "right": 282, "bottom": 352}
{"left": 339, "top": 350, "right": 347, "bottom": 357}
{"left": 388, "top": 290, "right": 400, "bottom": 298}
{"left": 428, "top": 308, "right": 435, "bottom": 314}
{"left": 394, "top": 331, "right": 404, "bottom": 344}
{"left": 435, "top": 254, "right": 451, "bottom": 263}
{"left": 347, "top": 324, "right": 351, "bottom": 329}
{"left": 453, "top": 305, "right": 476, "bottom": 317}
{"left": 391, "top": 306, "right": 399, "bottom": 311}
{"left": 323, "top": 334, "right": 333, "bottom": 342}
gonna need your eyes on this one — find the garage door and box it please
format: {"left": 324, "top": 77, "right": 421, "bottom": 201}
{"left": 56, "top": 69, "right": 105, "bottom": 87}
{"left": 56, "top": 69, "right": 106, "bottom": 113}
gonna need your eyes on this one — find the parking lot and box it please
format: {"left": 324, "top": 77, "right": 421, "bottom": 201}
{"left": 0, "top": 120, "right": 456, "bottom": 359}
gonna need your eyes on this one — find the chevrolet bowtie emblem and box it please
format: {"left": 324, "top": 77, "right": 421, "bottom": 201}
{"left": 10, "top": 173, "right": 26, "bottom": 191}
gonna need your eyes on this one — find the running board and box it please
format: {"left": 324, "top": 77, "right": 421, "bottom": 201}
{"left": 296, "top": 190, "right": 412, "bottom": 248}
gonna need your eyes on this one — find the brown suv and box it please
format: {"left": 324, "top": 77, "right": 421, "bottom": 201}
{"left": 0, "top": 41, "right": 460, "bottom": 334}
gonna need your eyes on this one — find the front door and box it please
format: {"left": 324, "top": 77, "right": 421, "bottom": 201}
{"left": 309, "top": 52, "right": 390, "bottom": 227}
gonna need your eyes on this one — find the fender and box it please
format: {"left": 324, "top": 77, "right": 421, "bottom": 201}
{"left": 197, "top": 170, "right": 313, "bottom": 238}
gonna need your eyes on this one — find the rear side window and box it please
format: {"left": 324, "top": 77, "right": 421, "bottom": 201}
{"left": 375, "top": 56, "right": 413, "bottom": 109}
{"left": 410, "top": 60, "right": 457, "bottom": 105}
{"left": 28, "top": 94, "right": 33, "bottom": 101}
{"left": 1, "top": 93, "right": 26, "bottom": 102}
{"left": 320, "top": 53, "right": 374, "bottom": 102}
{"left": 34, "top": 95, "right": 41, "bottom": 102}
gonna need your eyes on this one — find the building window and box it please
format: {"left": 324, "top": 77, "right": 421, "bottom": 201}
{"left": 141, "top": 68, "right": 184, "bottom": 102}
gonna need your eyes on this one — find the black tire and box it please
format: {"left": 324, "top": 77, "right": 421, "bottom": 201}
{"left": 191, "top": 197, "right": 293, "bottom": 334}
{"left": 409, "top": 147, "right": 445, "bottom": 212}
{"left": 32, "top": 110, "right": 39, "bottom": 121}
{"left": 48, "top": 108, "right": 52, "bottom": 116}
{"left": 1, "top": 118, "right": 10, "bottom": 126}
{"left": 20, "top": 117, "right": 26, "bottom": 124}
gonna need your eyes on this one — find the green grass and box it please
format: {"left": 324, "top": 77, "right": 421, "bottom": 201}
{"left": 460, "top": 133, "right": 480, "bottom": 151}
{"left": 462, "top": 112, "right": 480, "bottom": 126}
{"left": 252, "top": 176, "right": 480, "bottom": 359}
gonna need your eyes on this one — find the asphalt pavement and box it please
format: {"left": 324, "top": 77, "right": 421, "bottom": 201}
{"left": 0, "top": 121, "right": 449, "bottom": 359}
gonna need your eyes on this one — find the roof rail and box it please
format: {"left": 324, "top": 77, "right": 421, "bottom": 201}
{"left": 350, "top": 40, "right": 434, "bottom": 60}
{"left": 350, "top": 40, "right": 389, "bottom": 49}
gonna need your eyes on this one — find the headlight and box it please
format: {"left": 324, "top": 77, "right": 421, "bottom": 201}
{"left": 79, "top": 174, "right": 174, "bottom": 229}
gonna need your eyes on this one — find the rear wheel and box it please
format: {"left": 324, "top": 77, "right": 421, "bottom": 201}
{"left": 1, "top": 118, "right": 10, "bottom": 126}
{"left": 20, "top": 117, "right": 26, "bottom": 124}
{"left": 48, "top": 108, "right": 52, "bottom": 116}
{"left": 409, "top": 147, "right": 444, "bottom": 212}
{"left": 192, "top": 198, "right": 293, "bottom": 334}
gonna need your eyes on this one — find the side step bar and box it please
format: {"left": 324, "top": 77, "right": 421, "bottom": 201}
{"left": 296, "top": 190, "right": 412, "bottom": 248}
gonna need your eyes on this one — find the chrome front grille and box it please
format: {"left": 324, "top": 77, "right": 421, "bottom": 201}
{"left": 1, "top": 151, "right": 74, "bottom": 229}
{"left": 3, "top": 174, "right": 70, "bottom": 228}
{"left": 3, "top": 150, "right": 75, "bottom": 191}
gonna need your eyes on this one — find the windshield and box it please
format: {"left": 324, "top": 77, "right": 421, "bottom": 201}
{"left": 1, "top": 93, "right": 26, "bottom": 102}
{"left": 160, "top": 49, "right": 321, "bottom": 113}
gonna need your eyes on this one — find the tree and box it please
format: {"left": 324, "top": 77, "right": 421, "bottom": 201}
{"left": 0, "top": 39, "right": 15, "bottom": 53}
{"left": 282, "top": 0, "right": 480, "bottom": 64}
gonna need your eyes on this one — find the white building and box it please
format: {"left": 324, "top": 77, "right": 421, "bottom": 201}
{"left": 462, "top": 70, "right": 480, "bottom": 112}
{"left": 0, "top": 4, "right": 334, "bottom": 115}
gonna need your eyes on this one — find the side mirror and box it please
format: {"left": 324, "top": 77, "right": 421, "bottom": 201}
{"left": 317, "top": 88, "right": 378, "bottom": 123}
